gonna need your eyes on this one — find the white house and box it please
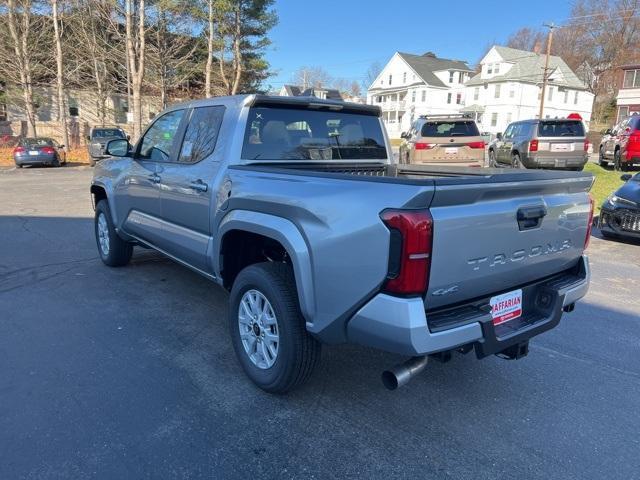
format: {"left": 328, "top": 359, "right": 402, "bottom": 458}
{"left": 615, "top": 64, "right": 640, "bottom": 123}
{"left": 367, "top": 52, "right": 473, "bottom": 138}
{"left": 464, "top": 46, "right": 594, "bottom": 134}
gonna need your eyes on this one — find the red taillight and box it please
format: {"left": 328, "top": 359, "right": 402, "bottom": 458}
{"left": 467, "top": 141, "right": 485, "bottom": 149}
{"left": 529, "top": 139, "right": 539, "bottom": 152}
{"left": 584, "top": 193, "right": 594, "bottom": 250}
{"left": 583, "top": 140, "right": 589, "bottom": 152}
{"left": 415, "top": 143, "right": 435, "bottom": 150}
{"left": 41, "top": 146, "right": 55, "bottom": 154}
{"left": 13, "top": 146, "right": 25, "bottom": 154}
{"left": 380, "top": 209, "right": 433, "bottom": 296}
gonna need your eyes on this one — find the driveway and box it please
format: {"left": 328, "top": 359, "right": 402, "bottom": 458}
{"left": 1, "top": 167, "right": 639, "bottom": 479}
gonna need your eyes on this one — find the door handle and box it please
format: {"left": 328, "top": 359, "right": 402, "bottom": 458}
{"left": 517, "top": 205, "right": 547, "bottom": 230}
{"left": 148, "top": 173, "right": 161, "bottom": 184}
{"left": 189, "top": 179, "right": 208, "bottom": 192}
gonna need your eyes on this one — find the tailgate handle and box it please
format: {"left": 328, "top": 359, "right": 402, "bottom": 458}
{"left": 517, "top": 205, "right": 547, "bottom": 230}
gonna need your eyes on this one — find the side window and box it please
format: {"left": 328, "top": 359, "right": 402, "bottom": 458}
{"left": 503, "top": 124, "right": 515, "bottom": 139}
{"left": 138, "top": 109, "right": 185, "bottom": 162}
{"left": 179, "top": 106, "right": 225, "bottom": 163}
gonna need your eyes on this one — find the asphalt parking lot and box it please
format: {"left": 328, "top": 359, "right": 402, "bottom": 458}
{"left": 1, "top": 166, "right": 639, "bottom": 479}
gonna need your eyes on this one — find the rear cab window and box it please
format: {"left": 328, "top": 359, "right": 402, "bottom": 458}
{"left": 538, "top": 120, "right": 585, "bottom": 137}
{"left": 241, "top": 106, "right": 387, "bottom": 161}
{"left": 421, "top": 121, "right": 480, "bottom": 138}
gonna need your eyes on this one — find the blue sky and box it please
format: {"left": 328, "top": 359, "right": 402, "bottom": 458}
{"left": 265, "top": 0, "right": 573, "bottom": 89}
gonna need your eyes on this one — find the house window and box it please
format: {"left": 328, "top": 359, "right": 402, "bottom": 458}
{"left": 403, "top": 72, "right": 407, "bottom": 83}
{"left": 494, "top": 63, "right": 500, "bottom": 74}
{"left": 388, "top": 74, "right": 392, "bottom": 85}
{"left": 449, "top": 71, "right": 454, "bottom": 83}
{"left": 494, "top": 84, "right": 501, "bottom": 98}
{"left": 623, "top": 69, "right": 640, "bottom": 88}
{"left": 574, "top": 91, "right": 579, "bottom": 104}
{"left": 563, "top": 90, "right": 569, "bottom": 103}
{"left": 377, "top": 96, "right": 382, "bottom": 103}
{"left": 509, "top": 86, "right": 515, "bottom": 98}
{"left": 619, "top": 106, "right": 630, "bottom": 121}
{"left": 447, "top": 93, "right": 452, "bottom": 104}
{"left": 421, "top": 90, "right": 426, "bottom": 102}
{"left": 411, "top": 90, "right": 416, "bottom": 103}
{"left": 547, "top": 86, "right": 553, "bottom": 101}
{"left": 474, "top": 87, "right": 479, "bottom": 101}
{"left": 69, "top": 106, "right": 79, "bottom": 117}
{"left": 537, "top": 88, "right": 542, "bottom": 100}
{"left": 456, "top": 93, "right": 462, "bottom": 105}
{"left": 491, "top": 112, "right": 498, "bottom": 127}
{"left": 487, "top": 64, "right": 493, "bottom": 74}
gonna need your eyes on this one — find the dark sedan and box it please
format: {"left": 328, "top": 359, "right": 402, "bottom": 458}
{"left": 599, "top": 172, "right": 640, "bottom": 240}
{"left": 13, "top": 138, "right": 67, "bottom": 168}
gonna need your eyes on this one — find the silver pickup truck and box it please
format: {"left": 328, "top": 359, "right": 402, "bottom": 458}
{"left": 91, "top": 95, "right": 594, "bottom": 393}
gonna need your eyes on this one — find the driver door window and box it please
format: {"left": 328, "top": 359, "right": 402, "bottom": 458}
{"left": 138, "top": 109, "right": 185, "bottom": 162}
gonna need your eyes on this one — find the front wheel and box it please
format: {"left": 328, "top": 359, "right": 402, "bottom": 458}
{"left": 614, "top": 150, "right": 622, "bottom": 171}
{"left": 94, "top": 199, "right": 133, "bottom": 267}
{"left": 229, "top": 262, "right": 321, "bottom": 393}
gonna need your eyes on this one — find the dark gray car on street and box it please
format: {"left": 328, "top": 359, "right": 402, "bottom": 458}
{"left": 90, "top": 95, "right": 594, "bottom": 393}
{"left": 13, "top": 137, "right": 67, "bottom": 168}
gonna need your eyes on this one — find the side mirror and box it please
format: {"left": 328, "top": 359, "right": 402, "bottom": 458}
{"left": 58, "top": 144, "right": 65, "bottom": 149}
{"left": 621, "top": 174, "right": 632, "bottom": 182}
{"left": 105, "top": 138, "right": 131, "bottom": 157}
{"left": 496, "top": 132, "right": 503, "bottom": 141}
{"left": 126, "top": 135, "right": 131, "bottom": 141}
{"left": 604, "top": 129, "right": 612, "bottom": 135}
{"left": 86, "top": 135, "right": 91, "bottom": 141}
{"left": 400, "top": 131, "right": 408, "bottom": 139}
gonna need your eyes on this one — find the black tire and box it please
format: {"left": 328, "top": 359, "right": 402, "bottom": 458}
{"left": 614, "top": 150, "right": 622, "bottom": 171}
{"left": 488, "top": 149, "right": 498, "bottom": 167}
{"left": 51, "top": 156, "right": 60, "bottom": 167}
{"left": 229, "top": 262, "right": 321, "bottom": 393}
{"left": 16, "top": 163, "right": 23, "bottom": 168}
{"left": 94, "top": 199, "right": 133, "bottom": 267}
{"left": 598, "top": 147, "right": 608, "bottom": 167}
{"left": 512, "top": 152, "right": 526, "bottom": 169}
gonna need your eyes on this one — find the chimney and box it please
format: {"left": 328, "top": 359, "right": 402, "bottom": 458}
{"left": 533, "top": 40, "right": 542, "bottom": 54}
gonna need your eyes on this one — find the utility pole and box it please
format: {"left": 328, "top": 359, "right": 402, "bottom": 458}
{"left": 538, "top": 22, "right": 555, "bottom": 119}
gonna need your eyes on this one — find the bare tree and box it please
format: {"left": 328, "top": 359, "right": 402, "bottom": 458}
{"left": 204, "top": 0, "right": 216, "bottom": 97}
{"left": 51, "top": 0, "right": 69, "bottom": 150}
{"left": 291, "top": 66, "right": 332, "bottom": 89}
{"left": 506, "top": 27, "right": 545, "bottom": 52}
{"left": 1, "top": 0, "right": 46, "bottom": 136}
{"left": 125, "top": 0, "right": 146, "bottom": 140}
{"left": 361, "top": 61, "right": 382, "bottom": 92}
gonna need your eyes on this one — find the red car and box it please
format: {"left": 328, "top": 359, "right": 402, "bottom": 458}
{"left": 598, "top": 114, "right": 640, "bottom": 171}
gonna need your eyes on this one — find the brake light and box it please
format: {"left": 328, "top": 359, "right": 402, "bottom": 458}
{"left": 584, "top": 193, "right": 594, "bottom": 250}
{"left": 415, "top": 143, "right": 435, "bottom": 150}
{"left": 529, "top": 139, "right": 539, "bottom": 152}
{"left": 467, "top": 141, "right": 485, "bottom": 149}
{"left": 380, "top": 209, "right": 433, "bottom": 296}
{"left": 41, "top": 146, "right": 55, "bottom": 154}
{"left": 13, "top": 146, "right": 25, "bottom": 154}
{"left": 583, "top": 139, "right": 589, "bottom": 152}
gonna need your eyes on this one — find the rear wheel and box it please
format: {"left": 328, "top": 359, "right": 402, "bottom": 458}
{"left": 94, "top": 199, "right": 133, "bottom": 267}
{"left": 614, "top": 150, "right": 622, "bottom": 171}
{"left": 512, "top": 152, "right": 526, "bottom": 169}
{"left": 229, "top": 262, "right": 321, "bottom": 393}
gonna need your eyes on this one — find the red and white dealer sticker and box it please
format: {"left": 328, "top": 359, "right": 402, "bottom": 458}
{"left": 490, "top": 289, "right": 523, "bottom": 326}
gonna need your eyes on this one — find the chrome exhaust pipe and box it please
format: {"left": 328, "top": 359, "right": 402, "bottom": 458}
{"left": 381, "top": 356, "right": 429, "bottom": 390}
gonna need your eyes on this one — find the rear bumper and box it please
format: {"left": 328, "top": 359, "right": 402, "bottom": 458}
{"left": 14, "top": 154, "right": 56, "bottom": 165}
{"left": 346, "top": 255, "right": 590, "bottom": 357}
{"left": 525, "top": 154, "right": 588, "bottom": 169}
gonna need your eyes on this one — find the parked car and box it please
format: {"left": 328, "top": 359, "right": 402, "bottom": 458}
{"left": 87, "top": 126, "right": 129, "bottom": 166}
{"left": 398, "top": 114, "right": 485, "bottom": 167}
{"left": 488, "top": 118, "right": 589, "bottom": 170}
{"left": 599, "top": 172, "right": 640, "bottom": 239}
{"left": 598, "top": 115, "right": 640, "bottom": 171}
{"left": 91, "top": 95, "right": 593, "bottom": 393}
{"left": 13, "top": 137, "right": 67, "bottom": 168}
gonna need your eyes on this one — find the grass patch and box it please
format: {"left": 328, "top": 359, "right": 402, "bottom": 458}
{"left": 584, "top": 162, "right": 626, "bottom": 211}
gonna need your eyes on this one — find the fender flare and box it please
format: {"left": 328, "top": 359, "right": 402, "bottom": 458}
{"left": 90, "top": 180, "right": 118, "bottom": 225}
{"left": 215, "top": 210, "right": 315, "bottom": 322}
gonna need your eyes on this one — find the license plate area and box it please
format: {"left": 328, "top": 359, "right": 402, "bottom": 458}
{"left": 550, "top": 143, "right": 572, "bottom": 152}
{"left": 29, "top": 150, "right": 39, "bottom": 155}
{"left": 444, "top": 147, "right": 458, "bottom": 155}
{"left": 490, "top": 289, "right": 522, "bottom": 326}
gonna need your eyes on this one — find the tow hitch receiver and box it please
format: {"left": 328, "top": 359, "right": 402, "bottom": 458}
{"left": 497, "top": 341, "right": 529, "bottom": 360}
